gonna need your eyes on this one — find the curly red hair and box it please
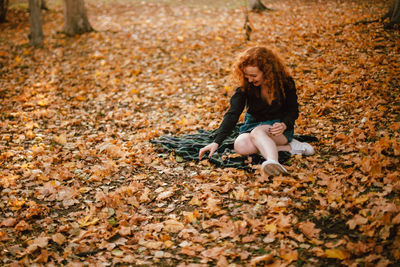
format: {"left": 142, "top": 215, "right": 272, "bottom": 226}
{"left": 231, "top": 46, "right": 290, "bottom": 105}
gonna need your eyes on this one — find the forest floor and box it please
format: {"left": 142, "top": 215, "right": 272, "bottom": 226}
{"left": 1, "top": 0, "right": 400, "bottom": 266}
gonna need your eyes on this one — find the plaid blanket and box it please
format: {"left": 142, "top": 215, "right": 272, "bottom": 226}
{"left": 150, "top": 124, "right": 318, "bottom": 170}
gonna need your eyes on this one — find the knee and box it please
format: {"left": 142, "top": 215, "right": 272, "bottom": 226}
{"left": 234, "top": 134, "right": 253, "bottom": 154}
{"left": 250, "top": 126, "right": 269, "bottom": 140}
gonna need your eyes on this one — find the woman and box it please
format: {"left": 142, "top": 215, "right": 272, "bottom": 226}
{"left": 198, "top": 46, "right": 314, "bottom": 176}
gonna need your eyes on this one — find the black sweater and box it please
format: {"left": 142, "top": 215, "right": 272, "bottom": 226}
{"left": 213, "top": 77, "right": 299, "bottom": 145}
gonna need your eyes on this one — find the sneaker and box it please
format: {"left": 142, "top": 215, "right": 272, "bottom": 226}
{"left": 289, "top": 139, "right": 315, "bottom": 156}
{"left": 261, "top": 159, "right": 288, "bottom": 176}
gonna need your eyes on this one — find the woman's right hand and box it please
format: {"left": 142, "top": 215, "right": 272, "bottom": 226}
{"left": 199, "top": 142, "right": 219, "bottom": 160}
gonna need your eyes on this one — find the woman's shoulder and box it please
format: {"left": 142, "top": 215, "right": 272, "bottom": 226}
{"left": 284, "top": 76, "right": 296, "bottom": 90}
{"left": 233, "top": 86, "right": 246, "bottom": 95}
{"left": 229, "top": 87, "right": 247, "bottom": 102}
{"left": 285, "top": 75, "right": 295, "bottom": 83}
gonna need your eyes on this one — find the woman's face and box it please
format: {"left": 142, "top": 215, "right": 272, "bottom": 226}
{"left": 244, "top": 65, "right": 263, "bottom": 87}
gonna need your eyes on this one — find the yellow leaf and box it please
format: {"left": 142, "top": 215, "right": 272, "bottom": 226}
{"left": 183, "top": 210, "right": 200, "bottom": 223}
{"left": 25, "top": 130, "right": 36, "bottom": 139}
{"left": 189, "top": 195, "right": 202, "bottom": 206}
{"left": 178, "top": 117, "right": 188, "bottom": 125}
{"left": 378, "top": 106, "right": 387, "bottom": 112}
{"left": 78, "top": 215, "right": 99, "bottom": 227}
{"left": 164, "top": 240, "right": 174, "bottom": 249}
{"left": 325, "top": 248, "right": 349, "bottom": 260}
{"left": 53, "top": 134, "right": 67, "bottom": 145}
{"left": 264, "top": 223, "right": 277, "bottom": 233}
{"left": 177, "top": 36, "right": 184, "bottom": 42}
{"left": 9, "top": 199, "right": 25, "bottom": 211}
{"left": 15, "top": 56, "right": 22, "bottom": 63}
{"left": 78, "top": 187, "right": 92, "bottom": 193}
{"left": 25, "top": 121, "right": 39, "bottom": 130}
{"left": 354, "top": 195, "right": 369, "bottom": 205}
{"left": 280, "top": 250, "right": 298, "bottom": 262}
{"left": 37, "top": 100, "right": 48, "bottom": 107}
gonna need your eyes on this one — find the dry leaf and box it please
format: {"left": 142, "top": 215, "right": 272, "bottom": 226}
{"left": 51, "top": 233, "right": 66, "bottom": 245}
{"left": 298, "top": 221, "right": 320, "bottom": 239}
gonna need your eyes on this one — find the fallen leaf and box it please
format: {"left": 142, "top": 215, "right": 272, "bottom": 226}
{"left": 325, "top": 248, "right": 350, "bottom": 260}
{"left": 51, "top": 233, "right": 66, "bottom": 245}
{"left": 163, "top": 219, "right": 184, "bottom": 233}
{"left": 298, "top": 221, "right": 320, "bottom": 239}
{"left": 1, "top": 218, "right": 17, "bottom": 227}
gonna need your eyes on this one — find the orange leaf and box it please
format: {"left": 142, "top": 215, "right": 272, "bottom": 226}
{"left": 325, "top": 248, "right": 349, "bottom": 260}
{"left": 280, "top": 249, "right": 298, "bottom": 263}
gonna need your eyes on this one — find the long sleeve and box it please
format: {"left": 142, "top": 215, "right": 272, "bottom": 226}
{"left": 280, "top": 77, "right": 299, "bottom": 130}
{"left": 213, "top": 88, "right": 246, "bottom": 145}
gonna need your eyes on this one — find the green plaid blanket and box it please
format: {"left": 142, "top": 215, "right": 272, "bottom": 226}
{"left": 150, "top": 124, "right": 318, "bottom": 170}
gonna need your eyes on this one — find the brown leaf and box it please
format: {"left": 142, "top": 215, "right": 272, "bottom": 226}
{"left": 118, "top": 226, "right": 132, "bottom": 236}
{"left": 14, "top": 220, "right": 33, "bottom": 232}
{"left": 34, "top": 249, "right": 49, "bottom": 263}
{"left": 51, "top": 233, "right": 66, "bottom": 245}
{"left": 53, "top": 134, "right": 67, "bottom": 145}
{"left": 143, "top": 241, "right": 163, "bottom": 250}
{"left": 0, "top": 231, "right": 10, "bottom": 241}
{"left": 249, "top": 253, "right": 274, "bottom": 266}
{"left": 201, "top": 246, "right": 225, "bottom": 259}
{"left": 392, "top": 213, "right": 400, "bottom": 224}
{"left": 216, "top": 255, "right": 229, "bottom": 267}
{"left": 163, "top": 219, "right": 184, "bottom": 233}
{"left": 298, "top": 221, "right": 320, "bottom": 239}
{"left": 347, "top": 214, "right": 368, "bottom": 230}
{"left": 156, "top": 190, "right": 174, "bottom": 201}
{"left": 1, "top": 218, "right": 17, "bottom": 227}
{"left": 25, "top": 237, "right": 49, "bottom": 254}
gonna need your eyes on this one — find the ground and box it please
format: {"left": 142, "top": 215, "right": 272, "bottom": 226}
{"left": 0, "top": 0, "right": 400, "bottom": 266}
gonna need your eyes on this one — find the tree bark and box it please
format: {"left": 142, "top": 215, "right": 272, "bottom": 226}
{"left": 249, "top": 0, "right": 272, "bottom": 12}
{"left": 383, "top": 0, "right": 400, "bottom": 29}
{"left": 63, "top": 0, "right": 93, "bottom": 36}
{"left": 0, "top": 0, "right": 8, "bottom": 23}
{"left": 28, "top": 0, "right": 44, "bottom": 46}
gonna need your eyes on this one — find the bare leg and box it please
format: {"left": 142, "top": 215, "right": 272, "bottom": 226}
{"left": 234, "top": 125, "right": 288, "bottom": 161}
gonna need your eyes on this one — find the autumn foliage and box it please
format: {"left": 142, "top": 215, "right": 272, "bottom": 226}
{"left": 0, "top": 0, "right": 399, "bottom": 266}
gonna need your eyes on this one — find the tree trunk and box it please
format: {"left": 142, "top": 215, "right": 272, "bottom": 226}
{"left": 28, "top": 0, "right": 44, "bottom": 46}
{"left": 383, "top": 0, "right": 400, "bottom": 29}
{"left": 249, "top": 0, "right": 272, "bottom": 12}
{"left": 63, "top": 0, "right": 93, "bottom": 36}
{"left": 0, "top": 0, "right": 9, "bottom": 23}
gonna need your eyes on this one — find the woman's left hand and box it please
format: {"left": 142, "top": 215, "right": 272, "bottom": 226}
{"left": 269, "top": 122, "right": 287, "bottom": 136}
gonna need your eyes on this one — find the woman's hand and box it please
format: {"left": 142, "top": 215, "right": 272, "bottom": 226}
{"left": 199, "top": 142, "right": 219, "bottom": 160}
{"left": 268, "top": 122, "right": 287, "bottom": 136}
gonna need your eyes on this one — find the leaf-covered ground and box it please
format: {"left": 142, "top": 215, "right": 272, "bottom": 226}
{"left": 1, "top": 0, "right": 399, "bottom": 266}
